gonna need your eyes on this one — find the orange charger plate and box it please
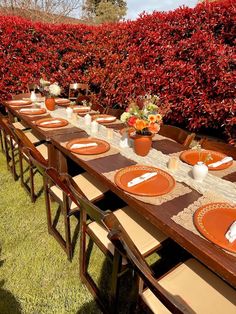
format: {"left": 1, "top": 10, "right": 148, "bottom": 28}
{"left": 194, "top": 203, "right": 236, "bottom": 253}
{"left": 114, "top": 165, "right": 175, "bottom": 196}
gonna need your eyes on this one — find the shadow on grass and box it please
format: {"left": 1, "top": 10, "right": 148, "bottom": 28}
{"left": 0, "top": 246, "right": 22, "bottom": 314}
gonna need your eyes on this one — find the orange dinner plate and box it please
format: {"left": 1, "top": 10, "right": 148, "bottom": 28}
{"left": 114, "top": 165, "right": 175, "bottom": 196}
{"left": 180, "top": 149, "right": 233, "bottom": 171}
{"left": 194, "top": 203, "right": 236, "bottom": 253}
{"left": 92, "top": 114, "right": 116, "bottom": 124}
{"left": 19, "top": 108, "right": 47, "bottom": 115}
{"left": 35, "top": 117, "right": 68, "bottom": 128}
{"left": 72, "top": 106, "right": 91, "bottom": 113}
{"left": 66, "top": 138, "right": 110, "bottom": 155}
{"left": 55, "top": 98, "right": 70, "bottom": 106}
{"left": 6, "top": 100, "right": 32, "bottom": 107}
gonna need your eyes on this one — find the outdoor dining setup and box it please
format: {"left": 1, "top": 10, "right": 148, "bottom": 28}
{"left": 0, "top": 82, "right": 236, "bottom": 314}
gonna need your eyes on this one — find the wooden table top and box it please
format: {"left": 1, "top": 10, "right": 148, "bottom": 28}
{"left": 4, "top": 103, "right": 236, "bottom": 288}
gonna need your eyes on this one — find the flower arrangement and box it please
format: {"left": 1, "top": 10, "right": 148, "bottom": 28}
{"left": 191, "top": 143, "right": 213, "bottom": 164}
{"left": 48, "top": 83, "right": 61, "bottom": 97}
{"left": 120, "top": 94, "right": 168, "bottom": 136}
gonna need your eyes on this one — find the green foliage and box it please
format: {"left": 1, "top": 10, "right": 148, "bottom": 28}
{"left": 83, "top": 0, "right": 127, "bottom": 23}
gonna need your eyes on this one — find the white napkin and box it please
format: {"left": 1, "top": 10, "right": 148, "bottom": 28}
{"left": 225, "top": 221, "right": 236, "bottom": 243}
{"left": 40, "top": 120, "right": 61, "bottom": 125}
{"left": 208, "top": 156, "right": 233, "bottom": 168}
{"left": 71, "top": 143, "right": 98, "bottom": 149}
{"left": 96, "top": 117, "right": 115, "bottom": 122}
{"left": 20, "top": 108, "right": 38, "bottom": 112}
{"left": 127, "top": 172, "right": 157, "bottom": 187}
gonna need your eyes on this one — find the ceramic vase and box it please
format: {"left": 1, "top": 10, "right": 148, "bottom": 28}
{"left": 133, "top": 134, "right": 152, "bottom": 156}
{"left": 192, "top": 162, "right": 208, "bottom": 182}
{"left": 45, "top": 97, "right": 56, "bottom": 111}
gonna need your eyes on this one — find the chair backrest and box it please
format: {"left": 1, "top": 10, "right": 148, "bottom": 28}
{"left": 28, "top": 83, "right": 41, "bottom": 93}
{"left": 11, "top": 93, "right": 31, "bottom": 100}
{"left": 11, "top": 127, "right": 48, "bottom": 172}
{"left": 200, "top": 138, "right": 236, "bottom": 160}
{"left": 0, "top": 116, "right": 15, "bottom": 138}
{"left": 103, "top": 213, "right": 185, "bottom": 314}
{"left": 159, "top": 125, "right": 195, "bottom": 148}
{"left": 69, "top": 83, "right": 89, "bottom": 99}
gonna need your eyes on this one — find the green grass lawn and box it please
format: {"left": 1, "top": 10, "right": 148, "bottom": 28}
{"left": 0, "top": 150, "right": 104, "bottom": 314}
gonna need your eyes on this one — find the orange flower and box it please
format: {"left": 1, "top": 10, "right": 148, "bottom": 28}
{"left": 135, "top": 119, "right": 147, "bottom": 131}
{"left": 148, "top": 123, "right": 160, "bottom": 134}
{"left": 156, "top": 114, "right": 162, "bottom": 122}
{"left": 148, "top": 114, "right": 157, "bottom": 123}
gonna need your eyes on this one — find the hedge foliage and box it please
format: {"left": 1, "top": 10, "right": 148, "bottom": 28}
{"left": 0, "top": 0, "right": 235, "bottom": 141}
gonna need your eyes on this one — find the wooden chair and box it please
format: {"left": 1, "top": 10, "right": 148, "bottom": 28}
{"left": 105, "top": 213, "right": 236, "bottom": 314}
{"left": 159, "top": 125, "right": 195, "bottom": 148}
{"left": 27, "top": 83, "right": 41, "bottom": 93}
{"left": 65, "top": 189, "right": 168, "bottom": 313}
{"left": 200, "top": 138, "right": 236, "bottom": 160}
{"left": 11, "top": 92, "right": 31, "bottom": 100}
{"left": 10, "top": 126, "right": 48, "bottom": 202}
{"left": 0, "top": 115, "right": 18, "bottom": 180}
{"left": 28, "top": 151, "right": 109, "bottom": 260}
{"left": 69, "top": 83, "right": 89, "bottom": 101}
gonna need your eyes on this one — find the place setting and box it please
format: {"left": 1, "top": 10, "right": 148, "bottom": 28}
{"left": 180, "top": 149, "right": 233, "bottom": 171}
{"left": 92, "top": 114, "right": 117, "bottom": 124}
{"left": 55, "top": 98, "right": 71, "bottom": 106}
{"left": 194, "top": 202, "right": 236, "bottom": 254}
{"left": 6, "top": 99, "right": 32, "bottom": 107}
{"left": 66, "top": 137, "right": 110, "bottom": 155}
{"left": 18, "top": 107, "right": 47, "bottom": 115}
{"left": 101, "top": 164, "right": 190, "bottom": 206}
{"left": 35, "top": 117, "right": 69, "bottom": 128}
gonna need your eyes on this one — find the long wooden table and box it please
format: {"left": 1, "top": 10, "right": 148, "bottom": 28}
{"left": 4, "top": 103, "right": 236, "bottom": 288}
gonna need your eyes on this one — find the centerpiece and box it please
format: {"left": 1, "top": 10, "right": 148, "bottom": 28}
{"left": 120, "top": 94, "right": 168, "bottom": 156}
{"left": 44, "top": 82, "right": 61, "bottom": 111}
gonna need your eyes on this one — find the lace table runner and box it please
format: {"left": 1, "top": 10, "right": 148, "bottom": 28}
{"left": 171, "top": 192, "right": 236, "bottom": 257}
{"left": 50, "top": 108, "right": 236, "bottom": 204}
{"left": 103, "top": 170, "right": 192, "bottom": 205}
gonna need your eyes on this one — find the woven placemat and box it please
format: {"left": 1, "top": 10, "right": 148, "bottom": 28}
{"left": 103, "top": 170, "right": 191, "bottom": 205}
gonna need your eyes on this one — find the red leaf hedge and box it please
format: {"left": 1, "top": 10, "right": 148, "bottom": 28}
{"left": 0, "top": 0, "right": 235, "bottom": 142}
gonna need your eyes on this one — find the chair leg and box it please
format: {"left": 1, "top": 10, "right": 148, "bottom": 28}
{"left": 9, "top": 140, "right": 17, "bottom": 181}
{"left": 44, "top": 184, "right": 53, "bottom": 234}
{"left": 63, "top": 210, "right": 72, "bottom": 261}
{"left": 109, "top": 249, "right": 122, "bottom": 314}
{"left": 29, "top": 164, "right": 36, "bottom": 202}
{"left": 19, "top": 151, "right": 24, "bottom": 187}
{"left": 0, "top": 129, "right": 4, "bottom": 152}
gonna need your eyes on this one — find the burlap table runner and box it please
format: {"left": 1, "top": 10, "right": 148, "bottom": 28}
{"left": 103, "top": 170, "right": 192, "bottom": 205}
{"left": 171, "top": 192, "right": 236, "bottom": 257}
{"left": 60, "top": 141, "right": 120, "bottom": 161}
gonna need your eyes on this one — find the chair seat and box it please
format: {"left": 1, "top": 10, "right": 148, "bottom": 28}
{"left": 35, "top": 143, "right": 48, "bottom": 160}
{"left": 49, "top": 172, "right": 108, "bottom": 211}
{"left": 73, "top": 172, "right": 108, "bottom": 202}
{"left": 114, "top": 206, "right": 167, "bottom": 255}
{"left": 88, "top": 206, "right": 167, "bottom": 259}
{"left": 142, "top": 258, "right": 236, "bottom": 314}
{"left": 12, "top": 121, "right": 27, "bottom": 131}
{"left": 50, "top": 185, "right": 79, "bottom": 210}
{"left": 25, "top": 131, "right": 41, "bottom": 145}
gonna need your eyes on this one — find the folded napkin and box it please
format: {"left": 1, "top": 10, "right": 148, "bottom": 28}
{"left": 40, "top": 120, "right": 61, "bottom": 125}
{"left": 127, "top": 172, "right": 157, "bottom": 187}
{"left": 225, "top": 221, "right": 236, "bottom": 243}
{"left": 20, "top": 108, "right": 38, "bottom": 112}
{"left": 208, "top": 156, "right": 233, "bottom": 168}
{"left": 71, "top": 143, "right": 98, "bottom": 149}
{"left": 96, "top": 117, "right": 115, "bottom": 122}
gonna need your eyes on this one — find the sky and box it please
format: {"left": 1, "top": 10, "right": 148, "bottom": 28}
{"left": 126, "top": 0, "right": 198, "bottom": 20}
